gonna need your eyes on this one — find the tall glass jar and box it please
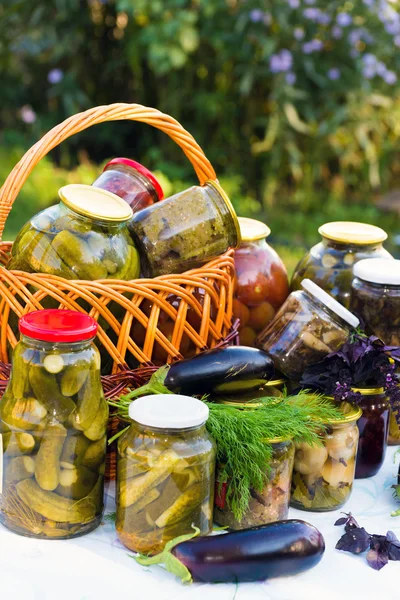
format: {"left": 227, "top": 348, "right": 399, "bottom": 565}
{"left": 257, "top": 279, "right": 359, "bottom": 380}
{"left": 389, "top": 408, "right": 400, "bottom": 446}
{"left": 353, "top": 387, "right": 389, "bottom": 479}
{"left": 129, "top": 181, "right": 241, "bottom": 276}
{"left": 291, "top": 402, "right": 361, "bottom": 512}
{"left": 0, "top": 310, "right": 108, "bottom": 539}
{"left": 233, "top": 218, "right": 289, "bottom": 347}
{"left": 92, "top": 157, "right": 164, "bottom": 214}
{"left": 291, "top": 222, "right": 391, "bottom": 308}
{"left": 116, "top": 394, "right": 216, "bottom": 555}
{"left": 8, "top": 184, "right": 140, "bottom": 281}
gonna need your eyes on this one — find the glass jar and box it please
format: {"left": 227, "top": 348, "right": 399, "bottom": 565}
{"left": 0, "top": 310, "right": 108, "bottom": 539}
{"left": 233, "top": 218, "right": 289, "bottom": 347}
{"left": 128, "top": 181, "right": 240, "bottom": 277}
{"left": 256, "top": 279, "right": 359, "bottom": 380}
{"left": 92, "top": 157, "right": 163, "bottom": 214}
{"left": 354, "top": 387, "right": 389, "bottom": 479}
{"left": 213, "top": 377, "right": 287, "bottom": 404}
{"left": 350, "top": 258, "right": 400, "bottom": 345}
{"left": 214, "top": 437, "right": 294, "bottom": 530}
{"left": 8, "top": 184, "right": 140, "bottom": 281}
{"left": 291, "top": 402, "right": 361, "bottom": 512}
{"left": 389, "top": 409, "right": 400, "bottom": 446}
{"left": 291, "top": 222, "right": 391, "bottom": 308}
{"left": 116, "top": 394, "right": 216, "bottom": 554}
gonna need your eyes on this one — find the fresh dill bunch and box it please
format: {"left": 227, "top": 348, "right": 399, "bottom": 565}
{"left": 204, "top": 391, "right": 343, "bottom": 521}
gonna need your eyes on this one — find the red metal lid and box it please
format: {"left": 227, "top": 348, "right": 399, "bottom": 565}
{"left": 19, "top": 310, "right": 98, "bottom": 343}
{"left": 104, "top": 158, "right": 164, "bottom": 201}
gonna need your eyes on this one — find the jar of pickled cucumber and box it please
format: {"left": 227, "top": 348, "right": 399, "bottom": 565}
{"left": 233, "top": 218, "right": 289, "bottom": 347}
{"left": 128, "top": 181, "right": 241, "bottom": 277}
{"left": 389, "top": 408, "right": 400, "bottom": 446}
{"left": 291, "top": 402, "right": 362, "bottom": 512}
{"left": 214, "top": 436, "right": 294, "bottom": 530}
{"left": 0, "top": 310, "right": 108, "bottom": 539}
{"left": 257, "top": 279, "right": 359, "bottom": 380}
{"left": 92, "top": 157, "right": 164, "bottom": 214}
{"left": 116, "top": 394, "right": 216, "bottom": 554}
{"left": 8, "top": 184, "right": 140, "bottom": 281}
{"left": 353, "top": 387, "right": 389, "bottom": 479}
{"left": 291, "top": 222, "right": 391, "bottom": 308}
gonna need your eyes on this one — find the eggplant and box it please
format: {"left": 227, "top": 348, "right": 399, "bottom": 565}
{"left": 134, "top": 520, "right": 325, "bottom": 584}
{"left": 165, "top": 346, "right": 275, "bottom": 395}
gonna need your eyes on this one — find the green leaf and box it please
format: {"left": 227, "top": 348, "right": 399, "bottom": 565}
{"left": 179, "top": 27, "right": 199, "bottom": 53}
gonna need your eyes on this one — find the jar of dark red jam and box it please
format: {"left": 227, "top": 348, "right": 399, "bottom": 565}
{"left": 353, "top": 387, "right": 389, "bottom": 479}
{"left": 92, "top": 158, "right": 163, "bottom": 214}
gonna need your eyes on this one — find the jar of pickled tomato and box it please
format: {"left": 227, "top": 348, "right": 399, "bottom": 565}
{"left": 233, "top": 218, "right": 289, "bottom": 347}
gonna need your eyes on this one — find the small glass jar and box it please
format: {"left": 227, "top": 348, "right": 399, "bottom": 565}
{"left": 116, "top": 394, "right": 216, "bottom": 555}
{"left": 291, "top": 222, "right": 391, "bottom": 308}
{"left": 128, "top": 181, "right": 240, "bottom": 277}
{"left": 389, "top": 409, "right": 400, "bottom": 446}
{"left": 256, "top": 279, "right": 359, "bottom": 380}
{"left": 291, "top": 402, "right": 361, "bottom": 512}
{"left": 351, "top": 258, "right": 400, "bottom": 345}
{"left": 214, "top": 437, "right": 294, "bottom": 530}
{"left": 213, "top": 377, "right": 287, "bottom": 404}
{"left": 354, "top": 387, "right": 389, "bottom": 479}
{"left": 92, "top": 157, "right": 163, "bottom": 214}
{"left": 9, "top": 184, "right": 140, "bottom": 281}
{"left": 233, "top": 218, "right": 289, "bottom": 347}
{"left": 0, "top": 310, "right": 108, "bottom": 539}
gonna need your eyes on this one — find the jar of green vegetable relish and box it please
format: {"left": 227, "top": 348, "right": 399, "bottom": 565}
{"left": 0, "top": 310, "right": 108, "bottom": 539}
{"left": 116, "top": 394, "right": 216, "bottom": 555}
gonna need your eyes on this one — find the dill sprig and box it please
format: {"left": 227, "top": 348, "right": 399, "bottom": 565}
{"left": 205, "top": 391, "right": 343, "bottom": 521}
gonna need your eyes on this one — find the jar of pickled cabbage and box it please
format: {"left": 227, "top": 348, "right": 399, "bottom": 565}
{"left": 291, "top": 402, "right": 361, "bottom": 512}
{"left": 353, "top": 387, "right": 389, "bottom": 479}
{"left": 116, "top": 394, "right": 216, "bottom": 554}
{"left": 214, "top": 436, "right": 294, "bottom": 529}
{"left": 9, "top": 184, "right": 140, "bottom": 281}
{"left": 0, "top": 309, "right": 108, "bottom": 539}
{"left": 351, "top": 258, "right": 400, "bottom": 345}
{"left": 92, "top": 157, "right": 163, "bottom": 214}
{"left": 233, "top": 218, "right": 289, "bottom": 347}
{"left": 291, "top": 222, "right": 391, "bottom": 308}
{"left": 128, "top": 181, "right": 240, "bottom": 276}
{"left": 257, "top": 279, "right": 359, "bottom": 380}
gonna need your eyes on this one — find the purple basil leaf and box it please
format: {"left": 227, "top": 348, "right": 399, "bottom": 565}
{"left": 366, "top": 547, "right": 389, "bottom": 571}
{"left": 334, "top": 517, "right": 348, "bottom": 526}
{"left": 388, "top": 543, "right": 400, "bottom": 561}
{"left": 336, "top": 528, "right": 371, "bottom": 554}
{"left": 386, "top": 530, "right": 400, "bottom": 544}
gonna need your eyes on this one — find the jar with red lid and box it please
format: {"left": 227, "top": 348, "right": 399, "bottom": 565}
{"left": 233, "top": 218, "right": 289, "bottom": 347}
{"left": 92, "top": 157, "right": 164, "bottom": 214}
{"left": 0, "top": 310, "right": 108, "bottom": 539}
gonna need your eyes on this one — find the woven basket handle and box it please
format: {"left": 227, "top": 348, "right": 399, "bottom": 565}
{"left": 0, "top": 103, "right": 217, "bottom": 241}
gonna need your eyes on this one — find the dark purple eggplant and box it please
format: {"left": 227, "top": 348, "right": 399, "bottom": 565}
{"left": 134, "top": 520, "right": 325, "bottom": 584}
{"left": 164, "top": 346, "right": 275, "bottom": 396}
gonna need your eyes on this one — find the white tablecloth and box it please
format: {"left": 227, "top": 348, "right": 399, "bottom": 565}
{"left": 1, "top": 447, "right": 399, "bottom": 600}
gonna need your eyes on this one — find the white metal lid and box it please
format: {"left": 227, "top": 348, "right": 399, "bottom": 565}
{"left": 353, "top": 258, "right": 400, "bottom": 285}
{"left": 301, "top": 279, "right": 359, "bottom": 328}
{"left": 128, "top": 394, "right": 209, "bottom": 429}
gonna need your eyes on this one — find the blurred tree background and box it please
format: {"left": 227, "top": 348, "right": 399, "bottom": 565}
{"left": 1, "top": 0, "right": 400, "bottom": 270}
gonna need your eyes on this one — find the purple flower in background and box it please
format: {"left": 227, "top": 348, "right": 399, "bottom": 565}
{"left": 263, "top": 12, "right": 272, "bottom": 25}
{"left": 363, "top": 0, "right": 374, "bottom": 6}
{"left": 20, "top": 105, "right": 36, "bottom": 124}
{"left": 249, "top": 9, "right": 263, "bottom": 22}
{"left": 376, "top": 61, "right": 387, "bottom": 76}
{"left": 286, "top": 72, "right": 297, "bottom": 85}
{"left": 363, "top": 66, "right": 376, "bottom": 79}
{"left": 269, "top": 49, "right": 293, "bottom": 73}
{"left": 304, "top": 0, "right": 316, "bottom": 4}
{"left": 337, "top": 13, "right": 352, "bottom": 27}
{"left": 302, "top": 39, "right": 324, "bottom": 53}
{"left": 328, "top": 68, "right": 341, "bottom": 80}
{"left": 395, "top": 35, "right": 400, "bottom": 47}
{"left": 350, "top": 49, "right": 359, "bottom": 58}
{"left": 294, "top": 27, "right": 305, "bottom": 40}
{"left": 384, "top": 70, "right": 397, "bottom": 84}
{"left": 363, "top": 53, "right": 377, "bottom": 66}
{"left": 287, "top": 0, "right": 300, "bottom": 8}
{"left": 318, "top": 13, "right": 331, "bottom": 25}
{"left": 385, "top": 22, "right": 400, "bottom": 36}
{"left": 332, "top": 26, "right": 343, "bottom": 39}
{"left": 47, "top": 68, "right": 64, "bottom": 84}
{"left": 303, "top": 8, "right": 320, "bottom": 20}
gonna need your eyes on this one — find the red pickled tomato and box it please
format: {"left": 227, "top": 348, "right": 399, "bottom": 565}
{"left": 236, "top": 270, "right": 270, "bottom": 306}
{"left": 266, "top": 263, "right": 289, "bottom": 308}
{"left": 239, "top": 326, "right": 257, "bottom": 347}
{"left": 248, "top": 301, "right": 276, "bottom": 332}
{"left": 232, "top": 298, "right": 250, "bottom": 329}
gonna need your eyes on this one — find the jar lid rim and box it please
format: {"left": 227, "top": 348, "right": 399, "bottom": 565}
{"left": 19, "top": 309, "right": 98, "bottom": 342}
{"left": 58, "top": 184, "right": 133, "bottom": 222}
{"left": 353, "top": 258, "right": 400, "bottom": 285}
{"left": 238, "top": 217, "right": 271, "bottom": 241}
{"left": 318, "top": 221, "right": 387, "bottom": 244}
{"left": 128, "top": 394, "right": 209, "bottom": 428}
{"left": 301, "top": 279, "right": 360, "bottom": 328}
{"left": 104, "top": 158, "right": 164, "bottom": 200}
{"left": 351, "top": 386, "right": 385, "bottom": 395}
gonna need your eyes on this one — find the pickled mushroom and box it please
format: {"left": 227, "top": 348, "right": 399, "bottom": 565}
{"left": 294, "top": 442, "right": 328, "bottom": 475}
{"left": 322, "top": 458, "right": 355, "bottom": 487}
{"left": 325, "top": 427, "right": 358, "bottom": 461}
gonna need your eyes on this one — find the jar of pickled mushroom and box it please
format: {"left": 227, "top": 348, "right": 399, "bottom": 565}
{"left": 291, "top": 401, "right": 362, "bottom": 512}
{"left": 0, "top": 309, "right": 108, "bottom": 539}
{"left": 128, "top": 181, "right": 241, "bottom": 277}
{"left": 351, "top": 258, "right": 400, "bottom": 345}
{"left": 213, "top": 377, "right": 287, "bottom": 404}
{"left": 256, "top": 279, "right": 359, "bottom": 380}
{"left": 214, "top": 436, "right": 294, "bottom": 530}
{"left": 233, "top": 217, "right": 289, "bottom": 347}
{"left": 92, "top": 157, "right": 164, "bottom": 214}
{"left": 353, "top": 387, "right": 389, "bottom": 479}
{"left": 291, "top": 222, "right": 391, "bottom": 308}
{"left": 8, "top": 184, "right": 140, "bottom": 281}
{"left": 116, "top": 394, "right": 216, "bottom": 554}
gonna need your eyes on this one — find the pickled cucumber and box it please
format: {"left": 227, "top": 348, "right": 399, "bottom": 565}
{"left": 3, "top": 432, "right": 35, "bottom": 456}
{"left": 60, "top": 363, "right": 90, "bottom": 397}
{"left": 120, "top": 488, "right": 160, "bottom": 530}
{"left": 2, "top": 395, "right": 47, "bottom": 430}
{"left": 60, "top": 434, "right": 91, "bottom": 466}
{"left": 35, "top": 423, "right": 67, "bottom": 491}
{"left": 11, "top": 349, "right": 35, "bottom": 398}
{"left": 155, "top": 483, "right": 203, "bottom": 528}
{"left": 29, "top": 364, "right": 76, "bottom": 421}
{"left": 113, "top": 245, "right": 140, "bottom": 280}
{"left": 83, "top": 398, "right": 108, "bottom": 441}
{"left": 82, "top": 436, "right": 106, "bottom": 469}
{"left": 57, "top": 465, "right": 97, "bottom": 500}
{"left": 145, "top": 478, "right": 183, "bottom": 523}
{"left": 52, "top": 230, "right": 108, "bottom": 280}
{"left": 75, "top": 370, "right": 101, "bottom": 431}
{"left": 5, "top": 456, "right": 35, "bottom": 483}
{"left": 117, "top": 456, "right": 150, "bottom": 481}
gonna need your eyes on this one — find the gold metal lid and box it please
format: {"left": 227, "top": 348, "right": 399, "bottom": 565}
{"left": 206, "top": 180, "right": 241, "bottom": 247}
{"left": 318, "top": 222, "right": 387, "bottom": 245}
{"left": 58, "top": 184, "right": 133, "bottom": 222}
{"left": 351, "top": 386, "right": 385, "bottom": 395}
{"left": 266, "top": 436, "right": 293, "bottom": 444}
{"left": 264, "top": 378, "right": 286, "bottom": 387}
{"left": 238, "top": 217, "right": 271, "bottom": 242}
{"left": 326, "top": 401, "right": 362, "bottom": 424}
{"left": 217, "top": 400, "right": 264, "bottom": 409}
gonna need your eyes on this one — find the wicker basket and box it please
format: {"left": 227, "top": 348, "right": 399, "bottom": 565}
{"left": 0, "top": 104, "right": 235, "bottom": 370}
